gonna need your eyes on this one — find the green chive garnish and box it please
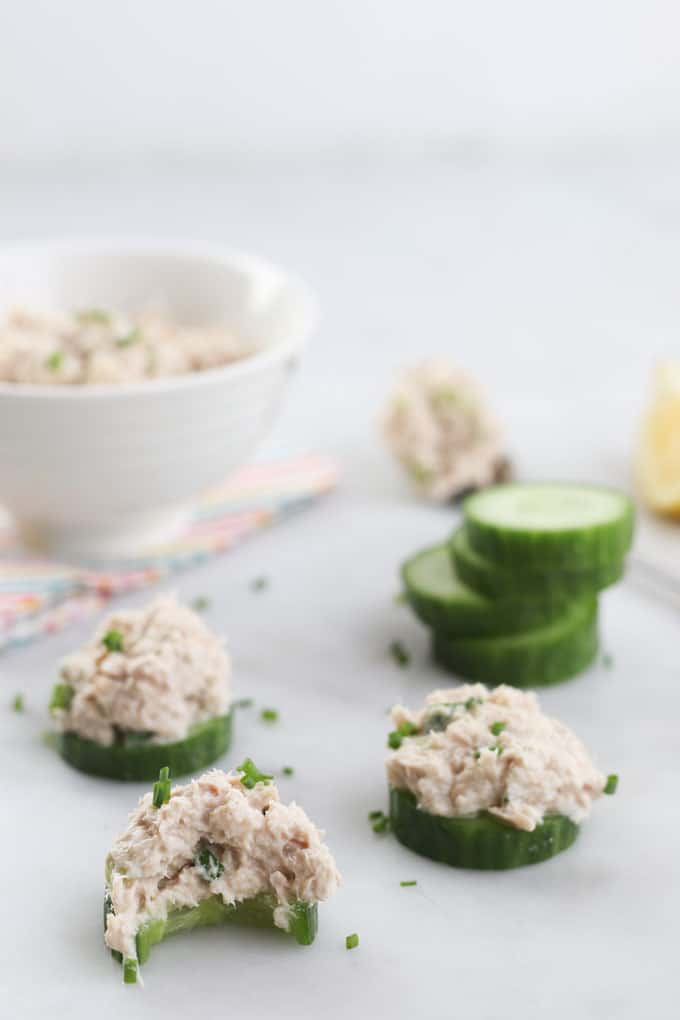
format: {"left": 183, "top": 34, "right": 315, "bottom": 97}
{"left": 11, "top": 693, "right": 24, "bottom": 712}
{"left": 371, "top": 812, "right": 390, "bottom": 833}
{"left": 387, "top": 720, "right": 418, "bottom": 749}
{"left": 400, "top": 880, "right": 417, "bottom": 887}
{"left": 115, "top": 328, "right": 142, "bottom": 348}
{"left": 152, "top": 766, "right": 171, "bottom": 808}
{"left": 368, "top": 809, "right": 384, "bottom": 821}
{"left": 490, "top": 744, "right": 504, "bottom": 756}
{"left": 345, "top": 933, "right": 359, "bottom": 950}
{"left": 236, "top": 758, "right": 273, "bottom": 790}
{"left": 251, "top": 576, "right": 269, "bottom": 592}
{"left": 76, "top": 308, "right": 111, "bottom": 325}
{"left": 122, "top": 958, "right": 138, "bottom": 984}
{"left": 45, "top": 350, "right": 63, "bottom": 372}
{"left": 102, "top": 629, "right": 124, "bottom": 653}
{"left": 389, "top": 641, "right": 410, "bottom": 667}
{"left": 194, "top": 845, "right": 224, "bottom": 881}
{"left": 603, "top": 774, "right": 619, "bottom": 795}
{"left": 191, "top": 596, "right": 211, "bottom": 612}
{"left": 465, "top": 697, "right": 482, "bottom": 710}
{"left": 260, "top": 708, "right": 279, "bottom": 723}
{"left": 49, "top": 683, "right": 74, "bottom": 713}
{"left": 489, "top": 721, "right": 507, "bottom": 736}
{"left": 282, "top": 767, "right": 294, "bottom": 777}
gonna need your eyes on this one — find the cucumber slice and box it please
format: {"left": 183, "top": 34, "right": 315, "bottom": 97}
{"left": 402, "top": 544, "right": 566, "bottom": 637}
{"left": 389, "top": 787, "right": 579, "bottom": 869}
{"left": 451, "top": 527, "right": 624, "bottom": 601}
{"left": 432, "top": 597, "right": 598, "bottom": 687}
{"left": 463, "top": 482, "right": 634, "bottom": 568}
{"left": 107, "top": 892, "right": 317, "bottom": 983}
{"left": 56, "top": 712, "right": 232, "bottom": 780}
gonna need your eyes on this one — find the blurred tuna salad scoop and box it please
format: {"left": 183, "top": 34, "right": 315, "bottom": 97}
{"left": 382, "top": 357, "right": 509, "bottom": 501}
{"left": 105, "top": 764, "right": 340, "bottom": 983}
{"left": 0, "top": 306, "right": 255, "bottom": 384}
{"left": 49, "top": 595, "right": 233, "bottom": 779}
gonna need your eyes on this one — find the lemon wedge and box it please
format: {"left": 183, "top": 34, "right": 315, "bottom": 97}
{"left": 637, "top": 362, "right": 680, "bottom": 518}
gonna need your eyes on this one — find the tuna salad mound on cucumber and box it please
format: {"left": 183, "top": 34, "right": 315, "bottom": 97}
{"left": 105, "top": 766, "right": 340, "bottom": 983}
{"left": 386, "top": 684, "right": 617, "bottom": 869}
{"left": 382, "top": 358, "right": 509, "bottom": 502}
{"left": 49, "top": 596, "right": 232, "bottom": 780}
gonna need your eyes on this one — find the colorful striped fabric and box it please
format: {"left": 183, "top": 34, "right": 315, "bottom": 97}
{"left": 0, "top": 454, "right": 338, "bottom": 651}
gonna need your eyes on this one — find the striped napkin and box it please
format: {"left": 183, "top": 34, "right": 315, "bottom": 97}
{"left": 0, "top": 454, "right": 338, "bottom": 652}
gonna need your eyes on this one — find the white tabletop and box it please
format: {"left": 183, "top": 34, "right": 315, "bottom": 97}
{"left": 1, "top": 154, "right": 678, "bottom": 1019}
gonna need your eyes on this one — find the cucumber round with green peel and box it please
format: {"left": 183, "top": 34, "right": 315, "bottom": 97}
{"left": 56, "top": 711, "right": 232, "bottom": 781}
{"left": 432, "top": 597, "right": 598, "bottom": 687}
{"left": 463, "top": 482, "right": 635, "bottom": 569}
{"left": 389, "top": 787, "right": 579, "bottom": 869}
{"left": 402, "top": 544, "right": 567, "bottom": 638}
{"left": 107, "top": 892, "right": 317, "bottom": 983}
{"left": 451, "top": 527, "right": 624, "bottom": 602}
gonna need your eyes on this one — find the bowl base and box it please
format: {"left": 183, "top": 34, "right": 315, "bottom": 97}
{"left": 18, "top": 505, "right": 191, "bottom": 563}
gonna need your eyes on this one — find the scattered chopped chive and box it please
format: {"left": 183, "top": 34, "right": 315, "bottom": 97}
{"left": 49, "top": 683, "right": 74, "bottom": 713}
{"left": 236, "top": 758, "right": 273, "bottom": 789}
{"left": 602, "top": 652, "right": 613, "bottom": 668}
{"left": 400, "top": 880, "right": 417, "bottom": 887}
{"left": 251, "top": 576, "right": 269, "bottom": 592}
{"left": 393, "top": 592, "right": 407, "bottom": 605}
{"left": 489, "top": 721, "right": 507, "bottom": 737}
{"left": 76, "top": 308, "right": 111, "bottom": 325}
{"left": 389, "top": 641, "right": 410, "bottom": 667}
{"left": 11, "top": 693, "right": 24, "bottom": 712}
{"left": 282, "top": 767, "right": 294, "bottom": 777}
{"left": 102, "top": 629, "right": 124, "bottom": 653}
{"left": 473, "top": 749, "right": 481, "bottom": 760}
{"left": 233, "top": 698, "right": 254, "bottom": 709}
{"left": 45, "top": 350, "right": 63, "bottom": 372}
{"left": 371, "top": 812, "right": 390, "bottom": 833}
{"left": 122, "top": 958, "right": 138, "bottom": 984}
{"left": 387, "top": 720, "right": 418, "bottom": 749}
{"left": 490, "top": 743, "right": 504, "bottom": 756}
{"left": 115, "top": 327, "right": 142, "bottom": 348}
{"left": 190, "top": 596, "right": 211, "bottom": 612}
{"left": 603, "top": 774, "right": 619, "bottom": 795}
{"left": 260, "top": 708, "right": 279, "bottom": 723}
{"left": 345, "top": 933, "right": 359, "bottom": 950}
{"left": 152, "top": 766, "right": 171, "bottom": 808}
{"left": 194, "top": 845, "right": 224, "bottom": 881}
{"left": 368, "top": 809, "right": 384, "bottom": 821}
{"left": 465, "top": 697, "right": 483, "bottom": 710}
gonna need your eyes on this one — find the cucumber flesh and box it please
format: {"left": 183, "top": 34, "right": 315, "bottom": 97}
{"left": 463, "top": 483, "right": 634, "bottom": 568}
{"left": 432, "top": 597, "right": 598, "bottom": 687}
{"left": 451, "top": 527, "right": 624, "bottom": 602}
{"left": 402, "top": 544, "right": 567, "bottom": 637}
{"left": 108, "top": 893, "right": 317, "bottom": 983}
{"left": 57, "top": 711, "right": 232, "bottom": 781}
{"left": 390, "top": 787, "right": 579, "bottom": 869}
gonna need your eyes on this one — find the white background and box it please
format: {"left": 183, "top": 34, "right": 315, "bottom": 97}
{"left": 1, "top": 5, "right": 679, "bottom": 1020}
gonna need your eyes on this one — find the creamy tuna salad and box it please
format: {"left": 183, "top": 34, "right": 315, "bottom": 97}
{"left": 0, "top": 306, "right": 254, "bottom": 384}
{"left": 105, "top": 767, "right": 340, "bottom": 959}
{"left": 386, "top": 684, "right": 608, "bottom": 831}
{"left": 382, "top": 358, "right": 508, "bottom": 501}
{"left": 52, "top": 595, "right": 230, "bottom": 746}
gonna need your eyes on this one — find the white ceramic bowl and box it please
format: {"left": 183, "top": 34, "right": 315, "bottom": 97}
{"left": 0, "top": 240, "right": 317, "bottom": 560}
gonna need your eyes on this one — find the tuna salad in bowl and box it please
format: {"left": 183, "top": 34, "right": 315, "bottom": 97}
{"left": 49, "top": 595, "right": 233, "bottom": 780}
{"left": 0, "top": 239, "right": 316, "bottom": 559}
{"left": 105, "top": 764, "right": 340, "bottom": 984}
{"left": 385, "top": 683, "right": 618, "bottom": 869}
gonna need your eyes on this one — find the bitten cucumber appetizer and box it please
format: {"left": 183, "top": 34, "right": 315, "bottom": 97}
{"left": 49, "top": 596, "right": 233, "bottom": 780}
{"left": 385, "top": 684, "right": 617, "bottom": 869}
{"left": 104, "top": 763, "right": 340, "bottom": 983}
{"left": 399, "top": 482, "right": 634, "bottom": 686}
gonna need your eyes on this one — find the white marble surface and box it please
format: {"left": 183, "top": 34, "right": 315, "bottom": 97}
{"left": 0, "top": 155, "right": 678, "bottom": 1019}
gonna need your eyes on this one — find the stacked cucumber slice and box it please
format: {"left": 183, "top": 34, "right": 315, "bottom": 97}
{"left": 401, "top": 483, "right": 634, "bottom": 687}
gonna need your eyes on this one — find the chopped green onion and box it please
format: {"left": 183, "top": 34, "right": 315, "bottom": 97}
{"left": 368, "top": 809, "right": 384, "bottom": 821}
{"left": 122, "top": 958, "right": 138, "bottom": 984}
{"left": 489, "top": 721, "right": 507, "bottom": 736}
{"left": 76, "top": 308, "right": 111, "bottom": 325}
{"left": 11, "top": 693, "right": 24, "bottom": 712}
{"left": 152, "top": 766, "right": 171, "bottom": 808}
{"left": 236, "top": 758, "right": 273, "bottom": 790}
{"left": 473, "top": 749, "right": 481, "bottom": 760}
{"left": 115, "top": 327, "right": 142, "bottom": 348}
{"left": 233, "top": 698, "right": 254, "bottom": 709}
{"left": 400, "top": 880, "right": 417, "bottom": 887}
{"left": 345, "top": 933, "right": 359, "bottom": 950}
{"left": 49, "top": 683, "right": 74, "bottom": 713}
{"left": 260, "top": 708, "right": 279, "bottom": 723}
{"left": 371, "top": 812, "right": 390, "bottom": 833}
{"left": 465, "top": 697, "right": 483, "bottom": 711}
{"left": 194, "top": 845, "right": 224, "bottom": 881}
{"left": 490, "top": 744, "right": 504, "bottom": 756}
{"left": 45, "top": 350, "right": 63, "bottom": 372}
{"left": 251, "top": 576, "right": 269, "bottom": 592}
{"left": 282, "top": 766, "right": 294, "bottom": 777}
{"left": 603, "top": 774, "right": 619, "bottom": 795}
{"left": 190, "top": 596, "right": 211, "bottom": 612}
{"left": 102, "top": 629, "right": 124, "bottom": 653}
{"left": 389, "top": 641, "right": 410, "bottom": 667}
{"left": 387, "top": 720, "right": 418, "bottom": 749}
